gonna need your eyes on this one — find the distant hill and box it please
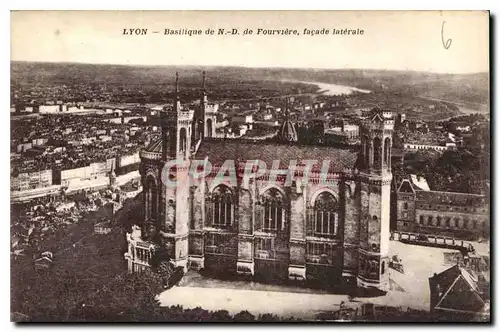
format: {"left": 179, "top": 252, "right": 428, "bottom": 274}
{"left": 11, "top": 61, "right": 489, "bottom": 107}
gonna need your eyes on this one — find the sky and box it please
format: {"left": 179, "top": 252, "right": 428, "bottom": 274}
{"left": 11, "top": 10, "right": 489, "bottom": 73}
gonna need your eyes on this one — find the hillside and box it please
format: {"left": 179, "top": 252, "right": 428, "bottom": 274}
{"left": 11, "top": 61, "right": 489, "bottom": 108}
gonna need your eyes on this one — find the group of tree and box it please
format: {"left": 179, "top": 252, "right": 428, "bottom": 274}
{"left": 13, "top": 264, "right": 309, "bottom": 322}
{"left": 400, "top": 148, "right": 489, "bottom": 195}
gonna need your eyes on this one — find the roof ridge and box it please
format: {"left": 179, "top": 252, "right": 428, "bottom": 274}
{"left": 416, "top": 189, "right": 485, "bottom": 198}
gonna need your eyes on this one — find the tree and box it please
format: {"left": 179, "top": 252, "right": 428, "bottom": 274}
{"left": 233, "top": 310, "right": 256, "bottom": 322}
{"left": 259, "top": 313, "right": 281, "bottom": 322}
{"left": 211, "top": 310, "right": 233, "bottom": 322}
{"left": 402, "top": 149, "right": 488, "bottom": 194}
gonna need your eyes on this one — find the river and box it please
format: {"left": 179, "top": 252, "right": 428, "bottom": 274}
{"left": 283, "top": 79, "right": 371, "bottom": 96}
{"left": 420, "top": 96, "right": 490, "bottom": 116}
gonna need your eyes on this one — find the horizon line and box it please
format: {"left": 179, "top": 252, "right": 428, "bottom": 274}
{"left": 10, "top": 59, "right": 489, "bottom": 76}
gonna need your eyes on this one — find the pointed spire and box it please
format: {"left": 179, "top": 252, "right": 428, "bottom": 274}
{"left": 173, "top": 71, "right": 181, "bottom": 114}
{"left": 200, "top": 70, "right": 208, "bottom": 108}
{"left": 175, "top": 71, "right": 179, "bottom": 100}
{"left": 201, "top": 70, "right": 208, "bottom": 103}
{"left": 202, "top": 70, "right": 206, "bottom": 93}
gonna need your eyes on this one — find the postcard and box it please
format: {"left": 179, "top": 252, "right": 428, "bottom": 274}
{"left": 10, "top": 10, "right": 490, "bottom": 323}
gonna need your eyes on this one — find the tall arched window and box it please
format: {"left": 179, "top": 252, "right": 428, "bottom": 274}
{"left": 191, "top": 121, "right": 197, "bottom": 145}
{"left": 145, "top": 175, "right": 158, "bottom": 220}
{"left": 206, "top": 119, "right": 213, "bottom": 138}
{"left": 384, "top": 137, "right": 391, "bottom": 166}
{"left": 179, "top": 127, "right": 187, "bottom": 155}
{"left": 363, "top": 135, "right": 370, "bottom": 167}
{"left": 211, "top": 185, "right": 233, "bottom": 229}
{"left": 373, "top": 137, "right": 382, "bottom": 167}
{"left": 313, "top": 192, "right": 338, "bottom": 236}
{"left": 198, "top": 119, "right": 204, "bottom": 140}
{"left": 261, "top": 188, "right": 285, "bottom": 232}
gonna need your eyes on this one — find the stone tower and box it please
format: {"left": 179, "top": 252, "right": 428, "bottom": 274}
{"left": 200, "top": 71, "right": 217, "bottom": 139}
{"left": 160, "top": 72, "right": 190, "bottom": 272}
{"left": 357, "top": 108, "right": 394, "bottom": 291}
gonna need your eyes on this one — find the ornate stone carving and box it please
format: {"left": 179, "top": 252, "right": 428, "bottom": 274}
{"left": 359, "top": 255, "right": 380, "bottom": 280}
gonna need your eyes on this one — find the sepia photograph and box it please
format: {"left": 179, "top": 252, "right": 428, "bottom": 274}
{"left": 9, "top": 10, "right": 490, "bottom": 323}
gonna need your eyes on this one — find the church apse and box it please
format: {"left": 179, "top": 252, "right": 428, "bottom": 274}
{"left": 125, "top": 76, "right": 394, "bottom": 293}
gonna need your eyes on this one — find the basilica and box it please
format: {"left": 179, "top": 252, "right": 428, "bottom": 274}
{"left": 124, "top": 72, "right": 394, "bottom": 292}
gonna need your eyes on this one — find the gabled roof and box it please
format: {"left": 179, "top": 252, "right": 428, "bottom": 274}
{"left": 429, "top": 265, "right": 486, "bottom": 313}
{"left": 35, "top": 256, "right": 53, "bottom": 264}
{"left": 371, "top": 112, "right": 384, "bottom": 123}
{"left": 195, "top": 139, "right": 358, "bottom": 173}
{"left": 398, "top": 179, "right": 415, "bottom": 194}
{"left": 410, "top": 174, "right": 430, "bottom": 191}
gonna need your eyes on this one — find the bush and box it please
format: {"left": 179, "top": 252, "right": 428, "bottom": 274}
{"left": 211, "top": 310, "right": 233, "bottom": 322}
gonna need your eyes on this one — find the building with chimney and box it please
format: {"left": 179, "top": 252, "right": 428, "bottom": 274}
{"left": 394, "top": 176, "right": 489, "bottom": 240}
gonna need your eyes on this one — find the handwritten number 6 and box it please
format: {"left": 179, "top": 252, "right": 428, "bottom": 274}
{"left": 441, "top": 21, "right": 452, "bottom": 50}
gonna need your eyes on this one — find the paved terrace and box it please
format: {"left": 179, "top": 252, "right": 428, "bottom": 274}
{"left": 158, "top": 240, "right": 490, "bottom": 319}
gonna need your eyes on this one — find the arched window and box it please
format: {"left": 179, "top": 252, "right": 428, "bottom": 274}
{"left": 145, "top": 175, "right": 158, "bottom": 220}
{"left": 179, "top": 127, "right": 187, "bottom": 154}
{"left": 384, "top": 137, "right": 391, "bottom": 166}
{"left": 454, "top": 218, "right": 460, "bottom": 228}
{"left": 198, "top": 119, "right": 204, "bottom": 140}
{"left": 427, "top": 215, "right": 433, "bottom": 225}
{"left": 446, "top": 217, "right": 451, "bottom": 228}
{"left": 419, "top": 215, "right": 424, "bottom": 224}
{"left": 437, "top": 216, "right": 442, "bottom": 227}
{"left": 261, "top": 188, "right": 285, "bottom": 232}
{"left": 206, "top": 119, "right": 213, "bottom": 138}
{"left": 191, "top": 121, "right": 197, "bottom": 144}
{"left": 363, "top": 135, "right": 370, "bottom": 166}
{"left": 463, "top": 218, "right": 469, "bottom": 230}
{"left": 211, "top": 185, "right": 233, "bottom": 229}
{"left": 403, "top": 202, "right": 408, "bottom": 210}
{"left": 373, "top": 137, "right": 382, "bottom": 166}
{"left": 313, "top": 192, "right": 338, "bottom": 236}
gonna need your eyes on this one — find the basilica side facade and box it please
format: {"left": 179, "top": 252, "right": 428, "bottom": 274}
{"left": 125, "top": 73, "right": 395, "bottom": 292}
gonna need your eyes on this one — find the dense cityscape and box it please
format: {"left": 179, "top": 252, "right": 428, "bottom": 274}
{"left": 10, "top": 62, "right": 490, "bottom": 322}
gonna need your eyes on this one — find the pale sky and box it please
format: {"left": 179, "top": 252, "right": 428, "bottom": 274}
{"left": 11, "top": 10, "right": 489, "bottom": 73}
